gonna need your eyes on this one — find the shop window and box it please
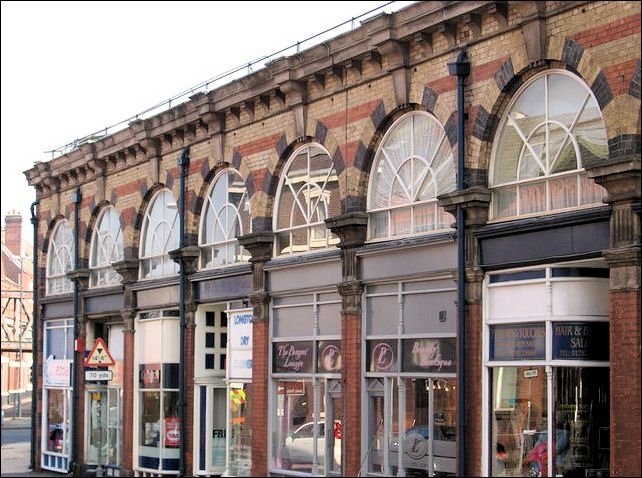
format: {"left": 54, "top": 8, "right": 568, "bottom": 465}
{"left": 201, "top": 311, "right": 227, "bottom": 373}
{"left": 367, "top": 111, "right": 455, "bottom": 241}
{"left": 46, "top": 220, "right": 74, "bottom": 295}
{"left": 139, "top": 189, "right": 179, "bottom": 279}
{"left": 489, "top": 71, "right": 607, "bottom": 221}
{"left": 274, "top": 144, "right": 340, "bottom": 255}
{"left": 199, "top": 169, "right": 251, "bottom": 268}
{"left": 271, "top": 292, "right": 343, "bottom": 475}
{"left": 89, "top": 206, "right": 124, "bottom": 288}
{"left": 485, "top": 265, "right": 610, "bottom": 477}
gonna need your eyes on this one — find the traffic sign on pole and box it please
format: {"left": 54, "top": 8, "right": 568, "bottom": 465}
{"left": 85, "top": 338, "right": 116, "bottom": 367}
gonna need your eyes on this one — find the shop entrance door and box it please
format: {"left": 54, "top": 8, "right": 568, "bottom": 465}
{"left": 86, "top": 387, "right": 122, "bottom": 475}
{"left": 366, "top": 377, "right": 457, "bottom": 476}
{"left": 197, "top": 385, "right": 227, "bottom": 475}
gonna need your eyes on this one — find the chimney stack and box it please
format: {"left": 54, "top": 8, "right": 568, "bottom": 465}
{"left": 4, "top": 210, "right": 23, "bottom": 256}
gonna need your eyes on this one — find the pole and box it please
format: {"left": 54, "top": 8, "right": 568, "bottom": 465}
{"left": 71, "top": 187, "right": 82, "bottom": 473}
{"left": 178, "top": 147, "right": 190, "bottom": 476}
{"left": 29, "top": 200, "right": 39, "bottom": 471}
{"left": 448, "top": 49, "right": 469, "bottom": 477}
{"left": 18, "top": 255, "right": 23, "bottom": 418}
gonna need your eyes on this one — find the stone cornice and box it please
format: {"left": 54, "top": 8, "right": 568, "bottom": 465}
{"left": 25, "top": 1, "right": 590, "bottom": 194}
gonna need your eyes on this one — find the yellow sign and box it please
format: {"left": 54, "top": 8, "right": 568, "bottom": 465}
{"left": 85, "top": 338, "right": 116, "bottom": 367}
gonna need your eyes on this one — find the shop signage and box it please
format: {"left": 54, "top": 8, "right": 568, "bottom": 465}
{"left": 85, "top": 370, "right": 113, "bottom": 382}
{"left": 367, "top": 339, "right": 397, "bottom": 372}
{"left": 139, "top": 363, "right": 161, "bottom": 388}
{"left": 276, "top": 381, "right": 305, "bottom": 396}
{"left": 229, "top": 309, "right": 253, "bottom": 379}
{"left": 273, "top": 341, "right": 314, "bottom": 373}
{"left": 552, "top": 322, "right": 609, "bottom": 361}
{"left": 43, "top": 356, "right": 72, "bottom": 387}
{"left": 165, "top": 417, "right": 180, "bottom": 447}
{"left": 490, "top": 324, "right": 546, "bottom": 361}
{"left": 402, "top": 338, "right": 456, "bottom": 373}
{"left": 318, "top": 340, "right": 342, "bottom": 373}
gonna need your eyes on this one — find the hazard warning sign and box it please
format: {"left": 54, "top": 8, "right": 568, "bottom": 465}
{"left": 85, "top": 338, "right": 116, "bottom": 367}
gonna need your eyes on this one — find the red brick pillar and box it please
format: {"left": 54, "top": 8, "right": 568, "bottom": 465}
{"left": 184, "top": 309, "right": 197, "bottom": 474}
{"left": 122, "top": 314, "right": 135, "bottom": 476}
{"left": 440, "top": 187, "right": 491, "bottom": 477}
{"left": 326, "top": 212, "right": 368, "bottom": 477}
{"left": 589, "top": 158, "right": 641, "bottom": 477}
{"left": 238, "top": 232, "right": 274, "bottom": 477}
{"left": 113, "top": 259, "right": 141, "bottom": 477}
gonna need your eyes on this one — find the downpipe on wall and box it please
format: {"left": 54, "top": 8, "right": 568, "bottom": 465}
{"left": 29, "top": 200, "right": 39, "bottom": 471}
{"left": 71, "top": 187, "right": 82, "bottom": 473}
{"left": 448, "top": 49, "right": 469, "bottom": 477}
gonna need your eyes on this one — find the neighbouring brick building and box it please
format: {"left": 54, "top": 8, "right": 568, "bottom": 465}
{"left": 25, "top": 1, "right": 640, "bottom": 477}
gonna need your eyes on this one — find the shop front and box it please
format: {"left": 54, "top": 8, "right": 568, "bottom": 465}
{"left": 483, "top": 264, "right": 610, "bottom": 477}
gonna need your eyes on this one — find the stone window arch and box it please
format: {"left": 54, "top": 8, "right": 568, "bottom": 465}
{"left": 139, "top": 189, "right": 179, "bottom": 279}
{"left": 46, "top": 219, "right": 74, "bottom": 295}
{"left": 89, "top": 206, "right": 124, "bottom": 287}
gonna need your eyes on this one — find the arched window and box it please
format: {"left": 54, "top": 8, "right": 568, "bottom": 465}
{"left": 89, "top": 206, "right": 124, "bottom": 287}
{"left": 139, "top": 189, "right": 179, "bottom": 279}
{"left": 46, "top": 220, "right": 74, "bottom": 295}
{"left": 490, "top": 70, "right": 607, "bottom": 220}
{"left": 199, "top": 169, "right": 251, "bottom": 268}
{"left": 274, "top": 144, "right": 340, "bottom": 255}
{"left": 368, "top": 111, "right": 455, "bottom": 239}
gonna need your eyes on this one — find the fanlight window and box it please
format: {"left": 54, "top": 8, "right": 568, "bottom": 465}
{"left": 89, "top": 206, "right": 124, "bottom": 287}
{"left": 139, "top": 189, "right": 179, "bottom": 279}
{"left": 46, "top": 220, "right": 74, "bottom": 295}
{"left": 368, "top": 111, "right": 456, "bottom": 239}
{"left": 274, "top": 144, "right": 340, "bottom": 255}
{"left": 490, "top": 71, "right": 607, "bottom": 220}
{"left": 199, "top": 169, "right": 251, "bottom": 268}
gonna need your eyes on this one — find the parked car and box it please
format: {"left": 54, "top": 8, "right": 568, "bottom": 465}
{"left": 523, "top": 429, "right": 570, "bottom": 477}
{"left": 280, "top": 420, "right": 341, "bottom": 470}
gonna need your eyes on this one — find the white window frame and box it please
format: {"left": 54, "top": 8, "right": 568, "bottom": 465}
{"left": 198, "top": 168, "right": 250, "bottom": 269}
{"left": 46, "top": 220, "right": 74, "bottom": 295}
{"left": 273, "top": 143, "right": 339, "bottom": 256}
{"left": 89, "top": 206, "right": 124, "bottom": 288}
{"left": 139, "top": 189, "right": 179, "bottom": 279}
{"left": 366, "top": 111, "right": 456, "bottom": 241}
{"left": 489, "top": 70, "right": 608, "bottom": 221}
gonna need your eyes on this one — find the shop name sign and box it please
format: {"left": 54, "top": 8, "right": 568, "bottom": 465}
{"left": 403, "top": 338, "right": 456, "bottom": 373}
{"left": 490, "top": 324, "right": 546, "bottom": 361}
{"left": 229, "top": 309, "right": 253, "bottom": 379}
{"left": 553, "top": 322, "right": 608, "bottom": 361}
{"left": 273, "top": 341, "right": 313, "bottom": 373}
{"left": 44, "top": 356, "right": 72, "bottom": 387}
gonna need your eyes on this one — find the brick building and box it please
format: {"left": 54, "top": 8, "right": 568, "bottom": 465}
{"left": 25, "top": 1, "right": 640, "bottom": 477}
{"left": 1, "top": 212, "right": 34, "bottom": 416}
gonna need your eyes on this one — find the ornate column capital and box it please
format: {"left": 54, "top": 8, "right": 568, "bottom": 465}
{"left": 238, "top": 232, "right": 274, "bottom": 263}
{"left": 337, "top": 281, "right": 364, "bottom": 316}
{"left": 112, "top": 259, "right": 140, "bottom": 285}
{"left": 325, "top": 213, "right": 368, "bottom": 249}
{"left": 249, "top": 291, "right": 271, "bottom": 323}
{"left": 120, "top": 309, "right": 137, "bottom": 333}
{"left": 168, "top": 245, "right": 201, "bottom": 274}
{"left": 66, "top": 269, "right": 90, "bottom": 290}
{"left": 587, "top": 157, "right": 641, "bottom": 204}
{"left": 438, "top": 186, "right": 492, "bottom": 227}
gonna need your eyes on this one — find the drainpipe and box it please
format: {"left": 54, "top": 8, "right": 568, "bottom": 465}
{"left": 448, "top": 50, "right": 469, "bottom": 477}
{"left": 178, "top": 147, "right": 190, "bottom": 476}
{"left": 71, "top": 187, "right": 82, "bottom": 473}
{"left": 29, "top": 200, "right": 39, "bottom": 471}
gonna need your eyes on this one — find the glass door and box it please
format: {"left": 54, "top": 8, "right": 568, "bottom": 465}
{"left": 366, "top": 377, "right": 457, "bottom": 477}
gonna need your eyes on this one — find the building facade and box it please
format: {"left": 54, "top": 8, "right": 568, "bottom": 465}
{"left": 1, "top": 212, "right": 34, "bottom": 417}
{"left": 25, "top": 1, "right": 640, "bottom": 477}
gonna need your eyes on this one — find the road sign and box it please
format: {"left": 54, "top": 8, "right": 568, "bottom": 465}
{"left": 85, "top": 338, "right": 116, "bottom": 367}
{"left": 85, "top": 370, "right": 113, "bottom": 381}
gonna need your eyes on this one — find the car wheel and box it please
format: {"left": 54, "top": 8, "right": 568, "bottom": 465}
{"left": 526, "top": 461, "right": 541, "bottom": 478}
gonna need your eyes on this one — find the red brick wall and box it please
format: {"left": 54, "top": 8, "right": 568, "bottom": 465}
{"left": 121, "top": 330, "right": 135, "bottom": 475}
{"left": 74, "top": 348, "right": 86, "bottom": 469}
{"left": 184, "top": 325, "right": 195, "bottom": 474}
{"left": 342, "top": 312, "right": 361, "bottom": 477}
{"left": 464, "top": 302, "right": 483, "bottom": 476}
{"left": 251, "top": 318, "right": 269, "bottom": 476}
{"left": 610, "top": 289, "right": 641, "bottom": 477}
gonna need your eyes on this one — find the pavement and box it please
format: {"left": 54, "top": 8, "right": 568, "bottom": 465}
{"left": 1, "top": 417, "right": 71, "bottom": 477}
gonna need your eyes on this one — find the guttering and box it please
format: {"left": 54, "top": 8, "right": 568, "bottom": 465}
{"left": 71, "top": 187, "right": 82, "bottom": 473}
{"left": 178, "top": 147, "right": 189, "bottom": 476}
{"left": 448, "top": 49, "right": 469, "bottom": 477}
{"left": 29, "top": 200, "right": 39, "bottom": 471}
